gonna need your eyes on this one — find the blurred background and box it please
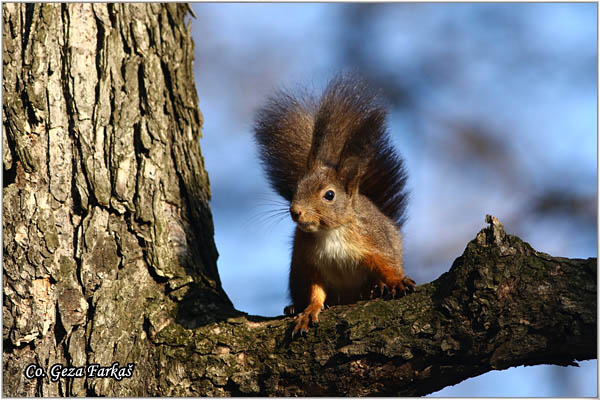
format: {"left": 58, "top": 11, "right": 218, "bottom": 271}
{"left": 190, "top": 3, "right": 597, "bottom": 396}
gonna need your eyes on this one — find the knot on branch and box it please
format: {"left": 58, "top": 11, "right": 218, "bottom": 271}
{"left": 477, "top": 214, "right": 506, "bottom": 246}
{"left": 475, "top": 214, "right": 526, "bottom": 256}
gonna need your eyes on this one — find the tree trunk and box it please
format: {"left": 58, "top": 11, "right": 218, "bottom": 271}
{"left": 3, "top": 3, "right": 232, "bottom": 396}
{"left": 2, "top": 3, "right": 596, "bottom": 397}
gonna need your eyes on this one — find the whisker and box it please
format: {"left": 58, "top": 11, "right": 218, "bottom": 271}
{"left": 243, "top": 205, "right": 291, "bottom": 232}
{"left": 256, "top": 202, "right": 289, "bottom": 210}
{"left": 244, "top": 209, "right": 287, "bottom": 226}
{"left": 264, "top": 213, "right": 291, "bottom": 234}
{"left": 255, "top": 193, "right": 288, "bottom": 204}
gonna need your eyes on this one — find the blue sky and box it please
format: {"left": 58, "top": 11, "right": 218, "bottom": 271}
{"left": 190, "top": 3, "right": 597, "bottom": 396}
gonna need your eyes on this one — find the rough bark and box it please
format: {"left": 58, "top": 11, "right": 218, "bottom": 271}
{"left": 3, "top": 3, "right": 231, "bottom": 397}
{"left": 2, "top": 3, "right": 596, "bottom": 397}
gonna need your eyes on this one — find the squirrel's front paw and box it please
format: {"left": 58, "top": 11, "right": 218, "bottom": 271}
{"left": 292, "top": 305, "right": 321, "bottom": 337}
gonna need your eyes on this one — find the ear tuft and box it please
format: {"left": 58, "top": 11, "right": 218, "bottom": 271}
{"left": 339, "top": 156, "right": 362, "bottom": 197}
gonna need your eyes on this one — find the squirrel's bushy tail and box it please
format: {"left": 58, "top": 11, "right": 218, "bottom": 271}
{"left": 254, "top": 75, "right": 408, "bottom": 227}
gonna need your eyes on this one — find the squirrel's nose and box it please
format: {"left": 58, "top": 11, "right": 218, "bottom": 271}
{"left": 290, "top": 205, "right": 302, "bottom": 222}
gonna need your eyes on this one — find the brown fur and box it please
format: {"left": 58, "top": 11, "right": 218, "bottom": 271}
{"left": 254, "top": 75, "right": 408, "bottom": 226}
{"left": 254, "top": 75, "right": 415, "bottom": 335}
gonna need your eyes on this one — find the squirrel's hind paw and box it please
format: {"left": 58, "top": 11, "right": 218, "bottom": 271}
{"left": 373, "top": 276, "right": 416, "bottom": 299}
{"left": 404, "top": 276, "right": 416, "bottom": 286}
{"left": 283, "top": 305, "right": 296, "bottom": 316}
{"left": 392, "top": 276, "right": 416, "bottom": 297}
{"left": 401, "top": 276, "right": 416, "bottom": 293}
{"left": 370, "top": 282, "right": 388, "bottom": 299}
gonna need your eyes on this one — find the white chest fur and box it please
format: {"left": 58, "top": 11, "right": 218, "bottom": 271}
{"left": 313, "top": 228, "right": 353, "bottom": 263}
{"left": 312, "top": 227, "right": 365, "bottom": 289}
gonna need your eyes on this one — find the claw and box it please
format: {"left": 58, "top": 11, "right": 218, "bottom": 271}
{"left": 404, "top": 277, "right": 416, "bottom": 292}
{"left": 284, "top": 305, "right": 296, "bottom": 316}
{"left": 290, "top": 304, "right": 321, "bottom": 338}
{"left": 373, "top": 276, "right": 416, "bottom": 301}
{"left": 369, "top": 283, "right": 389, "bottom": 299}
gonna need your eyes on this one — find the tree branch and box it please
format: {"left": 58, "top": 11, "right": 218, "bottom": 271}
{"left": 3, "top": 4, "right": 593, "bottom": 395}
{"left": 149, "top": 215, "right": 597, "bottom": 396}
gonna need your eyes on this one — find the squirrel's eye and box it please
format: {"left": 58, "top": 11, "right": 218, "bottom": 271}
{"left": 323, "top": 190, "right": 335, "bottom": 201}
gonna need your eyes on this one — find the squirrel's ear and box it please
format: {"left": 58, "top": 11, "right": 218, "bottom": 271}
{"left": 339, "top": 157, "right": 361, "bottom": 197}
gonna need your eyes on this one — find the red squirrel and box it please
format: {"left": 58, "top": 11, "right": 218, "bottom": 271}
{"left": 254, "top": 75, "right": 415, "bottom": 335}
